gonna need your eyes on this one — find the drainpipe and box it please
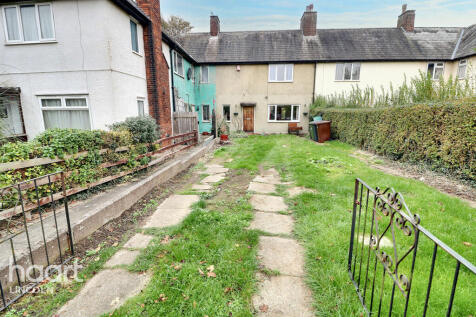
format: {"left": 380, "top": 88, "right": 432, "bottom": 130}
{"left": 312, "top": 62, "right": 317, "bottom": 104}
{"left": 169, "top": 49, "right": 176, "bottom": 112}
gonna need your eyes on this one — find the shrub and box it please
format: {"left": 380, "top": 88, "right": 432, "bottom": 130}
{"left": 319, "top": 104, "right": 476, "bottom": 183}
{"left": 34, "top": 129, "right": 104, "bottom": 158}
{"left": 110, "top": 116, "right": 159, "bottom": 144}
{"left": 310, "top": 72, "right": 475, "bottom": 111}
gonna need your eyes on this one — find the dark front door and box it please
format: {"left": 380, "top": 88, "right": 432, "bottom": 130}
{"left": 243, "top": 106, "right": 254, "bottom": 132}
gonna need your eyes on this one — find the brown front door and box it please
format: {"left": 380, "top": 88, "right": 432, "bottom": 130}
{"left": 243, "top": 106, "right": 254, "bottom": 132}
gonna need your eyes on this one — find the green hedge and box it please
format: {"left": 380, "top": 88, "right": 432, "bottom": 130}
{"left": 318, "top": 104, "right": 476, "bottom": 182}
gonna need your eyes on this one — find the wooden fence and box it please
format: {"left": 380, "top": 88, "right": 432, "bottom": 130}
{"left": 173, "top": 112, "right": 198, "bottom": 135}
{"left": 0, "top": 131, "right": 198, "bottom": 221}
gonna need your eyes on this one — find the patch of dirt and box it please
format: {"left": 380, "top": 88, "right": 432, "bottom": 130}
{"left": 209, "top": 170, "right": 253, "bottom": 207}
{"left": 352, "top": 150, "right": 476, "bottom": 208}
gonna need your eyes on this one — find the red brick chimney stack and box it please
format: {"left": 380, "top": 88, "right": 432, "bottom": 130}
{"left": 397, "top": 4, "right": 415, "bottom": 32}
{"left": 210, "top": 15, "right": 220, "bottom": 36}
{"left": 300, "top": 4, "right": 317, "bottom": 36}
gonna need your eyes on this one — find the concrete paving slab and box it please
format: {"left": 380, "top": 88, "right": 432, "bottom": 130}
{"left": 249, "top": 212, "right": 293, "bottom": 235}
{"left": 205, "top": 164, "right": 225, "bottom": 168}
{"left": 253, "top": 175, "right": 282, "bottom": 185}
{"left": 248, "top": 182, "right": 276, "bottom": 194}
{"left": 158, "top": 194, "right": 200, "bottom": 209}
{"left": 57, "top": 269, "right": 150, "bottom": 317}
{"left": 123, "top": 233, "right": 153, "bottom": 249}
{"left": 192, "top": 184, "right": 212, "bottom": 191}
{"left": 262, "top": 168, "right": 280, "bottom": 177}
{"left": 144, "top": 208, "right": 191, "bottom": 228}
{"left": 258, "top": 236, "right": 305, "bottom": 276}
{"left": 202, "top": 173, "right": 226, "bottom": 183}
{"left": 200, "top": 167, "right": 229, "bottom": 174}
{"left": 252, "top": 275, "right": 314, "bottom": 317}
{"left": 104, "top": 249, "right": 140, "bottom": 267}
{"left": 250, "top": 195, "right": 288, "bottom": 212}
{"left": 287, "top": 186, "right": 314, "bottom": 197}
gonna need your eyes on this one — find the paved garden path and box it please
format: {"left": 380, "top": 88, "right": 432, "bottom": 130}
{"left": 248, "top": 168, "right": 314, "bottom": 316}
{"left": 56, "top": 162, "right": 230, "bottom": 316}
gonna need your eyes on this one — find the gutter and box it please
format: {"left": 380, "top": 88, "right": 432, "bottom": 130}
{"left": 169, "top": 49, "right": 176, "bottom": 112}
{"left": 312, "top": 63, "right": 317, "bottom": 104}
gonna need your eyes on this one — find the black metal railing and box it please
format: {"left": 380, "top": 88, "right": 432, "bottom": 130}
{"left": 0, "top": 171, "right": 74, "bottom": 311}
{"left": 348, "top": 178, "right": 476, "bottom": 316}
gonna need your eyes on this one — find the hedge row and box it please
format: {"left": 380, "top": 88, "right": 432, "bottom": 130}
{"left": 318, "top": 104, "right": 476, "bottom": 182}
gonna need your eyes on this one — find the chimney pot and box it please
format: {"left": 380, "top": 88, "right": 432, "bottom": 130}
{"left": 210, "top": 15, "right": 220, "bottom": 36}
{"left": 397, "top": 4, "right": 415, "bottom": 32}
{"left": 301, "top": 4, "right": 317, "bottom": 36}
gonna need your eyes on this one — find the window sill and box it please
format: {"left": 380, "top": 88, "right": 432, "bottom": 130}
{"left": 174, "top": 72, "right": 185, "bottom": 78}
{"left": 5, "top": 40, "right": 57, "bottom": 46}
{"left": 267, "top": 120, "right": 300, "bottom": 123}
{"left": 202, "top": 120, "right": 211, "bottom": 123}
{"left": 334, "top": 80, "right": 360, "bottom": 82}
{"left": 132, "top": 50, "right": 143, "bottom": 57}
{"left": 268, "top": 80, "right": 293, "bottom": 83}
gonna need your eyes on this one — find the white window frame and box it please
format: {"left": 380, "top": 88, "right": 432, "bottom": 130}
{"left": 137, "top": 98, "right": 145, "bottom": 116}
{"left": 457, "top": 60, "right": 467, "bottom": 79}
{"left": 202, "top": 104, "right": 210, "bottom": 122}
{"left": 268, "top": 64, "right": 294, "bottom": 82}
{"left": 2, "top": 3, "right": 56, "bottom": 44}
{"left": 267, "top": 105, "right": 300, "bottom": 122}
{"left": 200, "top": 65, "right": 209, "bottom": 83}
{"left": 223, "top": 105, "right": 231, "bottom": 122}
{"left": 335, "top": 62, "right": 361, "bottom": 81}
{"left": 39, "top": 95, "right": 91, "bottom": 130}
{"left": 427, "top": 62, "right": 445, "bottom": 80}
{"left": 191, "top": 66, "right": 195, "bottom": 83}
{"left": 173, "top": 51, "right": 184, "bottom": 77}
{"left": 130, "top": 19, "right": 139, "bottom": 54}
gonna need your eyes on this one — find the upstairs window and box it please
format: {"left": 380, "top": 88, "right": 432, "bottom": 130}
{"left": 269, "top": 64, "right": 293, "bottom": 82}
{"left": 3, "top": 4, "right": 55, "bottom": 43}
{"left": 130, "top": 20, "right": 139, "bottom": 53}
{"left": 457, "top": 60, "right": 467, "bottom": 79}
{"left": 201, "top": 66, "right": 209, "bottom": 83}
{"left": 173, "top": 51, "right": 184, "bottom": 77}
{"left": 427, "top": 62, "right": 444, "bottom": 80}
{"left": 335, "top": 63, "right": 360, "bottom": 81}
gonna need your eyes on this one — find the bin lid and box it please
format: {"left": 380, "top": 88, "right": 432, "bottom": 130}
{"left": 310, "top": 120, "right": 331, "bottom": 125}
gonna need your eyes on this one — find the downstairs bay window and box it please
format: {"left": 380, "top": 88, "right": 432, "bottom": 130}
{"left": 268, "top": 105, "right": 300, "bottom": 122}
{"left": 40, "top": 96, "right": 91, "bottom": 130}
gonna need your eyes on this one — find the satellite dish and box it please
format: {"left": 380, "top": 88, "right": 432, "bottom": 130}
{"left": 187, "top": 67, "right": 193, "bottom": 80}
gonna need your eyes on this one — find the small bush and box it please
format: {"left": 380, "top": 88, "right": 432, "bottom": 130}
{"left": 34, "top": 129, "right": 104, "bottom": 158}
{"left": 319, "top": 104, "right": 476, "bottom": 183}
{"left": 110, "top": 116, "right": 159, "bottom": 144}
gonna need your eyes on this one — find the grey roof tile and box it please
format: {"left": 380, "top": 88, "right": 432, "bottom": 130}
{"left": 176, "top": 27, "right": 471, "bottom": 63}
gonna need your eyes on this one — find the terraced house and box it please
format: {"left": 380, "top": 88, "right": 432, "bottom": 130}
{"left": 173, "top": 4, "right": 475, "bottom": 134}
{"left": 0, "top": 0, "right": 172, "bottom": 139}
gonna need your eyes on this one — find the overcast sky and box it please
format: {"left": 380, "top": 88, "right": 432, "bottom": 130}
{"left": 161, "top": 0, "right": 476, "bottom": 32}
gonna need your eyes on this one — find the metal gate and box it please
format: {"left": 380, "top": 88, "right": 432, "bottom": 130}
{"left": 0, "top": 171, "right": 74, "bottom": 311}
{"left": 348, "top": 178, "right": 476, "bottom": 316}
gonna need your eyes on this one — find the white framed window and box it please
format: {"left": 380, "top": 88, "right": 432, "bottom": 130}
{"left": 137, "top": 98, "right": 145, "bottom": 116}
{"left": 457, "top": 60, "right": 467, "bottom": 79}
{"left": 268, "top": 105, "right": 300, "bottom": 122}
{"left": 335, "top": 63, "right": 360, "bottom": 81}
{"left": 223, "top": 105, "right": 230, "bottom": 122}
{"left": 173, "top": 51, "right": 184, "bottom": 77}
{"left": 2, "top": 3, "right": 55, "bottom": 43}
{"left": 268, "top": 64, "right": 293, "bottom": 82}
{"left": 427, "top": 62, "right": 444, "bottom": 80}
{"left": 130, "top": 20, "right": 139, "bottom": 53}
{"left": 39, "top": 95, "right": 91, "bottom": 130}
{"left": 200, "top": 66, "right": 209, "bottom": 83}
{"left": 202, "top": 104, "right": 210, "bottom": 122}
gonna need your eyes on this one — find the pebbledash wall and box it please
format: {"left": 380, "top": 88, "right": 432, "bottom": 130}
{"left": 0, "top": 0, "right": 150, "bottom": 139}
